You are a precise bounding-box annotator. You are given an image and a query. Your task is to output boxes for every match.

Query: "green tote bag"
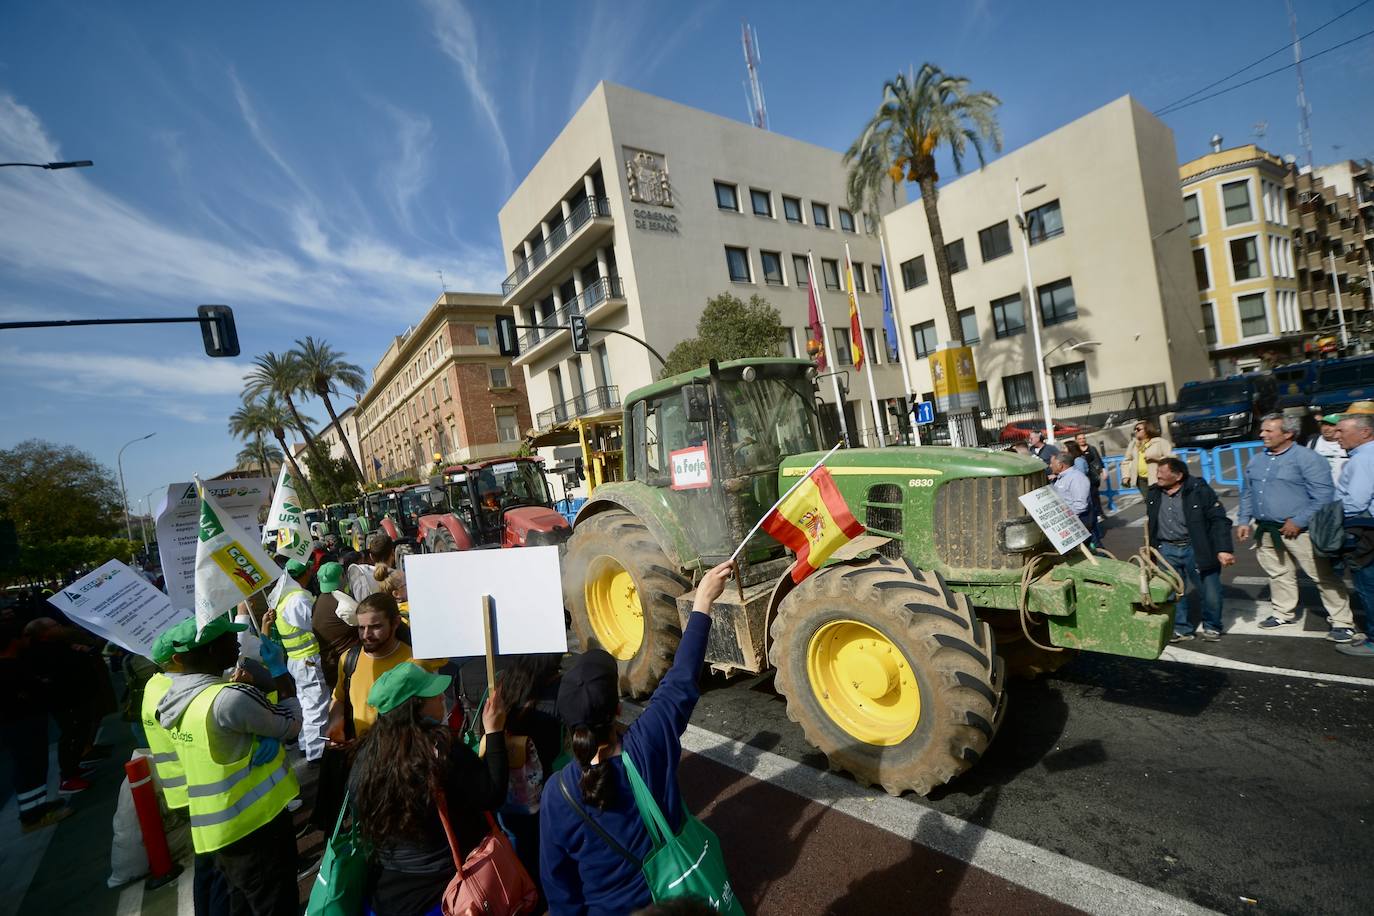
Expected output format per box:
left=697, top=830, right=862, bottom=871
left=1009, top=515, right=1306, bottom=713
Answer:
left=306, top=792, right=369, bottom=916
left=622, top=752, right=746, bottom=915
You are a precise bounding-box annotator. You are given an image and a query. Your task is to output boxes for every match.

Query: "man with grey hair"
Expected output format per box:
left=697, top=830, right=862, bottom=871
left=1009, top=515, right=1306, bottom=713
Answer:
left=1335, top=413, right=1374, bottom=656
left=1237, top=413, right=1354, bottom=640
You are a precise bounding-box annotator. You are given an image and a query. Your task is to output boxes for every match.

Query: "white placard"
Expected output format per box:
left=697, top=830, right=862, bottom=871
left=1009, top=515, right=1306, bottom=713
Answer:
left=404, top=547, right=568, bottom=659
left=46, top=560, right=191, bottom=658
left=670, top=446, right=711, bottom=490
left=156, top=478, right=272, bottom=612
left=1018, top=485, right=1091, bottom=554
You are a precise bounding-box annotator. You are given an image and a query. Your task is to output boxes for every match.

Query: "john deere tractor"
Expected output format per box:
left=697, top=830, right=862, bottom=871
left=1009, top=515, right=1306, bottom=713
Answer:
left=561, top=358, right=1176, bottom=795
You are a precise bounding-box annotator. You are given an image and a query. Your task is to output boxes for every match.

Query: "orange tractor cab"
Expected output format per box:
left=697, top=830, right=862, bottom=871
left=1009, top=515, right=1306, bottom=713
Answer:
left=414, top=457, right=570, bottom=552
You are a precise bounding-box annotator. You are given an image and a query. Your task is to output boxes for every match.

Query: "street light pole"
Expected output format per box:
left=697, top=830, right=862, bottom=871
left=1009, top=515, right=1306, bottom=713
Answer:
left=1016, top=178, right=1057, bottom=443
left=117, top=433, right=156, bottom=554
left=0, top=160, right=94, bottom=170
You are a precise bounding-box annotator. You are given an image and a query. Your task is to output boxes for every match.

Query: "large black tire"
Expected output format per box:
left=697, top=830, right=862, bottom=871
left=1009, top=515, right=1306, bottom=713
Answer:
left=562, top=510, right=690, bottom=697
left=769, top=558, right=1005, bottom=796
left=426, top=527, right=457, bottom=554
left=991, top=617, right=1078, bottom=679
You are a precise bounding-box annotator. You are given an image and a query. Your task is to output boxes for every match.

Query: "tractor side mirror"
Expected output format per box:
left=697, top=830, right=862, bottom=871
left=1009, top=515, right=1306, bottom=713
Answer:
left=682, top=384, right=710, bottom=424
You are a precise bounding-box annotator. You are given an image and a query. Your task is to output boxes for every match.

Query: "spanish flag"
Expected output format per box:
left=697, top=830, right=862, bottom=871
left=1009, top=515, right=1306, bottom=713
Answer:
left=762, top=466, right=865, bottom=584
left=845, top=257, right=865, bottom=370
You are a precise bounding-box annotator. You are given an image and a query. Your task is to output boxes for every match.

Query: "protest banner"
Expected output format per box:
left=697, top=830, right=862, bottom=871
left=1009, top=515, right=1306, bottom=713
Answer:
left=155, top=477, right=270, bottom=611
left=193, top=479, right=281, bottom=634
left=1018, top=485, right=1091, bottom=554
left=264, top=465, right=311, bottom=563
left=46, top=559, right=190, bottom=658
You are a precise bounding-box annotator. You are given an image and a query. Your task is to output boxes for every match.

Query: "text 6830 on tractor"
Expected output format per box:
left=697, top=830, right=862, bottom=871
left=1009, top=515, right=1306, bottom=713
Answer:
left=561, top=358, right=1178, bottom=795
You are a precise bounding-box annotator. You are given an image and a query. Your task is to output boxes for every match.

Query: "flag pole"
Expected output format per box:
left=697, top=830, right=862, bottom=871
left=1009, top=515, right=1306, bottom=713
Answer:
left=878, top=226, right=922, bottom=446
left=846, top=242, right=885, bottom=448
left=807, top=250, right=850, bottom=448
left=728, top=440, right=844, bottom=563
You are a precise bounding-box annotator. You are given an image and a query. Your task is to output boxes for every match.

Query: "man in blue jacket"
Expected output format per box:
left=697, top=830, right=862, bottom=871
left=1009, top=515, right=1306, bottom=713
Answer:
left=1335, top=413, right=1374, bottom=657
left=1148, top=457, right=1235, bottom=641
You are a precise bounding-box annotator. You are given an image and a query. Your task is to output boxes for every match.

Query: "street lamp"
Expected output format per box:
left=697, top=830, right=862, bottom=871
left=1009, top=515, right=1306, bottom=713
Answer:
left=117, top=433, right=156, bottom=552
left=139, top=486, right=163, bottom=563
left=0, top=160, right=94, bottom=170
left=1015, top=178, right=1057, bottom=442
left=1042, top=338, right=1102, bottom=367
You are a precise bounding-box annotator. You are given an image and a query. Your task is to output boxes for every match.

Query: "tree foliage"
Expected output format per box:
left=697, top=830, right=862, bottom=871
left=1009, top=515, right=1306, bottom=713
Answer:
left=0, top=440, right=123, bottom=544
left=12, top=536, right=140, bottom=582
left=660, top=292, right=787, bottom=378
left=300, top=449, right=361, bottom=509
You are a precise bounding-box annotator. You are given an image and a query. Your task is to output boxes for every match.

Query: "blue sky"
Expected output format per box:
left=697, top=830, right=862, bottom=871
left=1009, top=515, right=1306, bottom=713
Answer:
left=2, top=0, right=1372, bottom=515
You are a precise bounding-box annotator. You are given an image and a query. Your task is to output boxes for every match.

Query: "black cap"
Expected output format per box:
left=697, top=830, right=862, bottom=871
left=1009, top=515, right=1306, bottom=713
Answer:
left=556, top=648, right=620, bottom=729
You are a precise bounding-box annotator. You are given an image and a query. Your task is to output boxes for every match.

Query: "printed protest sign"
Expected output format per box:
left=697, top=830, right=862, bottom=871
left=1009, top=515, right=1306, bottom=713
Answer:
left=670, top=446, right=711, bottom=490
left=46, top=560, right=190, bottom=658
left=1018, top=485, right=1090, bottom=554
left=156, top=477, right=271, bottom=611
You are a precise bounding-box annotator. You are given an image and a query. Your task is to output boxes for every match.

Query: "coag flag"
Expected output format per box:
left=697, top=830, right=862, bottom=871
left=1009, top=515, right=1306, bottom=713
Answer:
left=761, top=465, right=865, bottom=584
left=194, top=479, right=281, bottom=635
left=265, top=464, right=312, bottom=564
left=844, top=257, right=865, bottom=369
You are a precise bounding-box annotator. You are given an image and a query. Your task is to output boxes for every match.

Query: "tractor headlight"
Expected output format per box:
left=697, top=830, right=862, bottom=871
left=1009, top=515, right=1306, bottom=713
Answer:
left=999, top=516, right=1046, bottom=553
left=1227, top=412, right=1248, bottom=423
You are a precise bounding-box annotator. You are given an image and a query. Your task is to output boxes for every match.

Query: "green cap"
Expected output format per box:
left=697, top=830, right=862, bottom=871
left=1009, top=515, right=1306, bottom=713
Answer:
left=1322, top=413, right=1343, bottom=425
left=162, top=615, right=246, bottom=656
left=367, top=662, right=451, bottom=716
left=150, top=627, right=179, bottom=665
left=285, top=559, right=308, bottom=577
left=317, top=562, right=344, bottom=593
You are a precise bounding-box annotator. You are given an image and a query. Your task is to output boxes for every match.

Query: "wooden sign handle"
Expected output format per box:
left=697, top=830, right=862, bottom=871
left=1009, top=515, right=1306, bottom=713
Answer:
left=481, top=594, right=496, bottom=693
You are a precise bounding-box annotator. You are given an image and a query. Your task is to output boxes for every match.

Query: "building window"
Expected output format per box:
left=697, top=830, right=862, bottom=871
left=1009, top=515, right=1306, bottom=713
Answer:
left=1193, top=248, right=1211, bottom=291
left=761, top=250, right=784, bottom=285
left=496, top=409, right=520, bottom=443
left=1026, top=199, right=1064, bottom=244
left=489, top=365, right=510, bottom=389
left=812, top=202, right=831, bottom=228
left=1202, top=303, right=1217, bottom=346
left=751, top=188, right=772, bottom=217
left=852, top=262, right=867, bottom=292
left=911, top=320, right=938, bottom=359
left=872, top=265, right=884, bottom=295
left=832, top=327, right=853, bottom=365
left=781, top=327, right=797, bottom=357
left=1050, top=361, right=1090, bottom=406
left=1230, top=236, right=1261, bottom=281
left=1037, top=278, right=1077, bottom=326
left=1238, top=292, right=1268, bottom=337
left=783, top=195, right=803, bottom=223
left=863, top=328, right=879, bottom=363
left=595, top=343, right=612, bottom=387
left=978, top=221, right=1013, bottom=262
left=1003, top=372, right=1039, bottom=413
left=475, top=326, right=491, bottom=346
left=977, top=381, right=991, bottom=415
left=958, top=307, right=980, bottom=344
left=945, top=239, right=968, bottom=273
left=991, top=293, right=1025, bottom=339
left=900, top=255, right=928, bottom=290
left=725, top=246, right=752, bottom=282
left=1222, top=180, right=1252, bottom=226
left=838, top=208, right=856, bottom=232
left=821, top=258, right=841, bottom=290
left=442, top=376, right=451, bottom=400
left=715, top=181, right=739, bottom=211
left=1184, top=194, right=1202, bottom=237
left=793, top=254, right=811, bottom=286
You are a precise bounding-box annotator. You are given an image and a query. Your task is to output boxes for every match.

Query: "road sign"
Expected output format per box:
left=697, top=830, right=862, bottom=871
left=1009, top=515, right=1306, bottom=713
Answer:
left=914, top=401, right=935, bottom=425
left=495, top=313, right=519, bottom=357
left=570, top=314, right=590, bottom=353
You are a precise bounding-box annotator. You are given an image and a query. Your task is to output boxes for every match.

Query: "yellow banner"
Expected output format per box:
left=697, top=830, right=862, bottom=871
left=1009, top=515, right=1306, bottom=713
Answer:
left=209, top=542, right=273, bottom=596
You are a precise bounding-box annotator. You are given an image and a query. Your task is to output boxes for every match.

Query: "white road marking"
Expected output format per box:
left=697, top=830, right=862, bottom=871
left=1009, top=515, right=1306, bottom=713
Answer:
left=115, top=881, right=143, bottom=916
left=678, top=723, right=1217, bottom=916
left=1160, top=646, right=1374, bottom=688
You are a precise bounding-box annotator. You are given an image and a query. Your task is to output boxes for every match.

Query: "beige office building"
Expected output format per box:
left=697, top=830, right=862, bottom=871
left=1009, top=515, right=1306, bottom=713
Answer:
left=498, top=82, right=908, bottom=451
left=884, top=96, right=1211, bottom=420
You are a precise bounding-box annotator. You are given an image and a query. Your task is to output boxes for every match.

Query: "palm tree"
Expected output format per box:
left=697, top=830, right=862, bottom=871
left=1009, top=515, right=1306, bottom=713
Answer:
left=229, top=396, right=321, bottom=507
left=291, top=336, right=367, bottom=483
left=844, top=64, right=1002, bottom=347
left=235, top=439, right=282, bottom=478
left=242, top=351, right=335, bottom=485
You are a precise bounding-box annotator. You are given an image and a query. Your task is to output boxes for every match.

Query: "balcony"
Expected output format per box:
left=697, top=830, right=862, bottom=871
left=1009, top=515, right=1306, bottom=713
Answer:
left=503, top=197, right=613, bottom=298
left=536, top=385, right=621, bottom=431
left=516, top=276, right=625, bottom=363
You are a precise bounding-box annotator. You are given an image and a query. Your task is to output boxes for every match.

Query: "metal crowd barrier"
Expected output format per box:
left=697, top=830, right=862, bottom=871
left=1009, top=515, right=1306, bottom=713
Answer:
left=1098, top=440, right=1264, bottom=512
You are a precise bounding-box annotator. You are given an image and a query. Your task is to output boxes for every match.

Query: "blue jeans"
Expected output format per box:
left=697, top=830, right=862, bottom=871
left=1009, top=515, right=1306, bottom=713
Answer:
left=1160, top=542, right=1224, bottom=635
left=1348, top=561, right=1374, bottom=641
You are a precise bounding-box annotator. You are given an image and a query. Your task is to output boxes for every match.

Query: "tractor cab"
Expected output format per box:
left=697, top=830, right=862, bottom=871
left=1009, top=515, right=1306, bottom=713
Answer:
left=417, top=456, right=571, bottom=552
left=396, top=484, right=449, bottom=542
left=303, top=508, right=327, bottom=541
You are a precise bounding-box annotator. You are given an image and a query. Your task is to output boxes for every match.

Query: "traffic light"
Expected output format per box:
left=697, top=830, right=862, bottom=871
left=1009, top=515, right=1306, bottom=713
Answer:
left=197, top=305, right=239, bottom=358
left=570, top=314, right=590, bottom=353
left=495, top=313, right=520, bottom=357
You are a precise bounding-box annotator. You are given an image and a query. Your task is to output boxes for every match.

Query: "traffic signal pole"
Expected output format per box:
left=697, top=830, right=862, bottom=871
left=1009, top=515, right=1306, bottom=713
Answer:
left=507, top=321, right=666, bottom=366
left=0, top=306, right=240, bottom=357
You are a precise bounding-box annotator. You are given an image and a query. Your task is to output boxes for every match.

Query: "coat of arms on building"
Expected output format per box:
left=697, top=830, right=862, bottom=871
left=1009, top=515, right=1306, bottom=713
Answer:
left=623, top=148, right=673, bottom=207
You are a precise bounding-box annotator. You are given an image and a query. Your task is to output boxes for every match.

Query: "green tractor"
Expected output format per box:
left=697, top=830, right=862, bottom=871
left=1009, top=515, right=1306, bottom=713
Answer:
left=561, top=358, right=1176, bottom=795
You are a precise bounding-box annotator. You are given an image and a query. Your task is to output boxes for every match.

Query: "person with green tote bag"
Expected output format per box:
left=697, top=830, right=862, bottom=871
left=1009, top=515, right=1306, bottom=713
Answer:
left=539, top=562, right=745, bottom=915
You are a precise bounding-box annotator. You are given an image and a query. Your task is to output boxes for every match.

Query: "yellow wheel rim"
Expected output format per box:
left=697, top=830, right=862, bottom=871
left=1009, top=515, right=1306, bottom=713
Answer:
left=585, top=555, right=644, bottom=660
left=807, top=620, right=920, bottom=746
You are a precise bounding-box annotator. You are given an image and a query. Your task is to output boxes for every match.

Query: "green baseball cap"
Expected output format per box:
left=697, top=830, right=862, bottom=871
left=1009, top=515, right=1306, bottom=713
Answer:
left=285, top=559, right=308, bottom=577
left=162, top=615, right=246, bottom=656
left=317, top=562, right=344, bottom=593
left=367, top=662, right=452, bottom=716
left=150, top=626, right=180, bottom=665
left=1322, top=413, right=1343, bottom=425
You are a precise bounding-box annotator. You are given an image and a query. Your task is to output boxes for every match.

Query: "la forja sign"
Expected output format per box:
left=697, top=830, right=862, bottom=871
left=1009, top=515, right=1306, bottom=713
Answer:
left=669, top=445, right=711, bottom=490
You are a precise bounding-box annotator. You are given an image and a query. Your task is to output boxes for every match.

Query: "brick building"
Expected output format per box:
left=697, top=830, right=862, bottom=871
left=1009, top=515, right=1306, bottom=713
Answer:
left=355, top=292, right=534, bottom=483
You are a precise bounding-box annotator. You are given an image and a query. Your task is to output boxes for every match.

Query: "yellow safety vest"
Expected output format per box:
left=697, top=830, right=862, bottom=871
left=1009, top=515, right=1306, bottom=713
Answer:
left=140, top=672, right=188, bottom=810
left=171, top=682, right=300, bottom=854
left=274, top=586, right=320, bottom=660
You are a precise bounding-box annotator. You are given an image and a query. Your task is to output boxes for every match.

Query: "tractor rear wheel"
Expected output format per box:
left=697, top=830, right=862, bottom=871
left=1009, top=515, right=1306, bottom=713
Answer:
left=563, top=510, right=689, bottom=697
left=769, top=559, right=1004, bottom=796
left=427, top=527, right=457, bottom=553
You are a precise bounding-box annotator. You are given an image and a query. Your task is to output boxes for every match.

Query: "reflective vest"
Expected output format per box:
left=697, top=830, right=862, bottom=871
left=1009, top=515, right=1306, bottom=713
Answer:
left=172, top=682, right=300, bottom=854
left=274, top=586, right=320, bottom=660
left=141, top=672, right=188, bottom=810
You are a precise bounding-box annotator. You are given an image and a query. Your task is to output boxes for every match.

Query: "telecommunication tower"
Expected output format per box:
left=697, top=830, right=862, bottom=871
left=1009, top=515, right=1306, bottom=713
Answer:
left=741, top=21, right=768, bottom=130
left=1286, top=0, right=1314, bottom=171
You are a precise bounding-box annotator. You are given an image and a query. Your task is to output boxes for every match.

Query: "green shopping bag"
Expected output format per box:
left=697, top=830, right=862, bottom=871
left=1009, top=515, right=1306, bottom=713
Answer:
left=305, top=792, right=369, bottom=916
left=622, top=752, right=746, bottom=915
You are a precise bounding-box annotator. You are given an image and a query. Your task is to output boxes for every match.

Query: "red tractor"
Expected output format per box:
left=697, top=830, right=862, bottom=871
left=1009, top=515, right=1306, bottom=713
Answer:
left=415, top=457, right=570, bottom=553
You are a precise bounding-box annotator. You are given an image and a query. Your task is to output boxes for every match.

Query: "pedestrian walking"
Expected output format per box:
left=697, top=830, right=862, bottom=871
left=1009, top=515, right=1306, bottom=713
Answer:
left=1075, top=432, right=1107, bottom=538
left=1121, top=419, right=1172, bottom=501
left=1307, top=414, right=1349, bottom=486
left=1027, top=429, right=1059, bottom=465
left=262, top=559, right=330, bottom=763
left=1334, top=414, right=1374, bottom=658
left=0, top=617, right=71, bottom=833
left=1049, top=452, right=1094, bottom=537
left=23, top=618, right=108, bottom=794
left=1236, top=413, right=1356, bottom=642
left=1148, top=457, right=1235, bottom=641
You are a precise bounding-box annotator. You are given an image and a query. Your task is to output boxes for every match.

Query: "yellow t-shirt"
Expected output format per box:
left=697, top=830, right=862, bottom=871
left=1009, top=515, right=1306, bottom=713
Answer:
left=334, top=642, right=445, bottom=737
left=1136, top=441, right=1150, bottom=479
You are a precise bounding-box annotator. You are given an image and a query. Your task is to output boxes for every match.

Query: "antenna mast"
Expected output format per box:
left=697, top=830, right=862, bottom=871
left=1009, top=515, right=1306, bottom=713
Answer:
left=741, top=21, right=768, bottom=130
left=1286, top=0, right=1314, bottom=171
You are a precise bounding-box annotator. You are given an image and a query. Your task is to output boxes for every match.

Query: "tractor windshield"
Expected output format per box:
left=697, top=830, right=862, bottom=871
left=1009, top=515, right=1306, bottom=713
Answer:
left=719, top=376, right=822, bottom=473
left=472, top=461, right=551, bottom=512
left=401, top=486, right=448, bottom=518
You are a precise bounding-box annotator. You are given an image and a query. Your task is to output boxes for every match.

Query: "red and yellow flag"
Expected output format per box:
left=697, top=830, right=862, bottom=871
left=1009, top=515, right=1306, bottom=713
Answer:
left=761, top=466, right=865, bottom=584
left=845, top=257, right=865, bottom=369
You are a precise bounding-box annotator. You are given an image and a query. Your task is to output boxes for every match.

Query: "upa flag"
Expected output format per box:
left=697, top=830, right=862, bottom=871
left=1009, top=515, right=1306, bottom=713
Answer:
left=845, top=257, right=865, bottom=369
left=266, top=464, right=312, bottom=563
left=761, top=466, right=865, bottom=584
left=194, top=480, right=281, bottom=634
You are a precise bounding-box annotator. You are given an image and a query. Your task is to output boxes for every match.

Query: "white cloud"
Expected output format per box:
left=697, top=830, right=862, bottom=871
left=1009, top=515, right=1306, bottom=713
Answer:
left=0, top=347, right=249, bottom=398
left=374, top=102, right=435, bottom=235
left=420, top=0, right=513, bottom=183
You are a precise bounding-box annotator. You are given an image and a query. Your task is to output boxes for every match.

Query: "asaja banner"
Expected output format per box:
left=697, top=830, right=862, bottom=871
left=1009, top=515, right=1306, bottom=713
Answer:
left=670, top=446, right=711, bottom=490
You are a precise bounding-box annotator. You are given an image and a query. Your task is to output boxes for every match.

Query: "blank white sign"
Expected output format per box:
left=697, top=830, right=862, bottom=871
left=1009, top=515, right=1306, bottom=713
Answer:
left=404, top=546, right=568, bottom=659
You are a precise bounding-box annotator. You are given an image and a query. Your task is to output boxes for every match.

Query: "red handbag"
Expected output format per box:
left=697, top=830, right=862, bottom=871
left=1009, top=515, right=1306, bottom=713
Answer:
left=434, top=787, right=538, bottom=916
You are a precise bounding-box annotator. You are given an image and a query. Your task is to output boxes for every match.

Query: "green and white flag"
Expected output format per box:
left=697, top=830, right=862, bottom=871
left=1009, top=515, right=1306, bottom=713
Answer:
left=194, top=478, right=282, bottom=635
left=266, top=464, right=312, bottom=563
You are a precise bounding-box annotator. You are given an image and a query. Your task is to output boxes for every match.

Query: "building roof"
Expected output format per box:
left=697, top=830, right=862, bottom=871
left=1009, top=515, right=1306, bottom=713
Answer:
left=1179, top=144, right=1288, bottom=185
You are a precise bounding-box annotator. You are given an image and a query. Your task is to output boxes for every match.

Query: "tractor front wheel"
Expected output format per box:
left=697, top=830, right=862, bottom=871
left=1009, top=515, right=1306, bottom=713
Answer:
left=769, top=559, right=1004, bottom=796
